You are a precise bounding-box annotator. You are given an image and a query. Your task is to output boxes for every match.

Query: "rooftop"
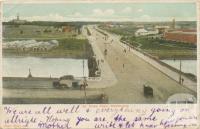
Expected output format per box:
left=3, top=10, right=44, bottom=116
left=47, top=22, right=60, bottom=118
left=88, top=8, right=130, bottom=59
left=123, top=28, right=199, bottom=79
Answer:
left=155, top=26, right=170, bottom=29
left=166, top=31, right=196, bottom=35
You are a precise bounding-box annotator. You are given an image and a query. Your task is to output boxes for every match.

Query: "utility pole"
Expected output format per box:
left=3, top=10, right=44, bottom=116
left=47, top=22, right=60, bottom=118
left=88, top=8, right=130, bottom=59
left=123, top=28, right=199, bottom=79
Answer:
left=82, top=40, right=87, bottom=104
left=83, top=77, right=87, bottom=104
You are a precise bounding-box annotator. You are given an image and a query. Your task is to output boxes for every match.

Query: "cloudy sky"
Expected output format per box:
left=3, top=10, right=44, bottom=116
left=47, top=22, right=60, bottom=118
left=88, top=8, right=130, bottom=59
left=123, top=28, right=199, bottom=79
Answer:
left=3, top=2, right=197, bottom=22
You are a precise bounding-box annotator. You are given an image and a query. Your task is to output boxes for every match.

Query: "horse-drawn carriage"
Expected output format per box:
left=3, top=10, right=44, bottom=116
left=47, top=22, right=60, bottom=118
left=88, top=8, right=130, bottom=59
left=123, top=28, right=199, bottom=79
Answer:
left=143, top=84, right=153, bottom=97
left=53, top=75, right=79, bottom=89
left=104, top=49, right=108, bottom=56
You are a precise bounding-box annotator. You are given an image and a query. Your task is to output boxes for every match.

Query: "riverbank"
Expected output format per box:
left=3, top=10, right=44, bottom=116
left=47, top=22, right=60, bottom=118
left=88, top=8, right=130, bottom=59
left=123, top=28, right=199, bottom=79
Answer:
left=3, top=77, right=108, bottom=104
left=3, top=38, right=99, bottom=77
left=162, top=59, right=197, bottom=75
left=3, top=57, right=89, bottom=78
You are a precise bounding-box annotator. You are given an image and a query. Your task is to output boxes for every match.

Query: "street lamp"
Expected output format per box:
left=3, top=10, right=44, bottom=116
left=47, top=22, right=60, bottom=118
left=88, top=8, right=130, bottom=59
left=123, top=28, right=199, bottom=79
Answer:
left=83, top=76, right=88, bottom=104
left=179, top=60, right=182, bottom=84
left=82, top=40, right=87, bottom=104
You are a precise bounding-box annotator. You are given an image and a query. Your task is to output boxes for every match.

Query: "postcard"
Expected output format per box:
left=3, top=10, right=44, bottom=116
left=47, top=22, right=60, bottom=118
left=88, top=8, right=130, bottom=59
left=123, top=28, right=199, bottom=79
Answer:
left=0, top=0, right=199, bottom=129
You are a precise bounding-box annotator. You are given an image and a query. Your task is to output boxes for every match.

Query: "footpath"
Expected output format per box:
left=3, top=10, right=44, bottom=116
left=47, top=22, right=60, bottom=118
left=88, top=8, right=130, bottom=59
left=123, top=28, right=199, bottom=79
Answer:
left=82, top=26, right=117, bottom=89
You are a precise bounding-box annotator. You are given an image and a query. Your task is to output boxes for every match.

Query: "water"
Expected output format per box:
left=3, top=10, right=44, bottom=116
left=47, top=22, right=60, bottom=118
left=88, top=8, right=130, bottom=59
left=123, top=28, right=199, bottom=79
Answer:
left=161, top=60, right=197, bottom=76
left=3, top=57, right=88, bottom=78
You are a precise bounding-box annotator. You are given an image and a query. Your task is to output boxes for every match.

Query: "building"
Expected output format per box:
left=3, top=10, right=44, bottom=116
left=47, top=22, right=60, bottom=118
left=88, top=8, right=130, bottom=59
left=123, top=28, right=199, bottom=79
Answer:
left=164, top=30, right=197, bottom=45
left=147, top=29, right=159, bottom=35
left=104, top=22, right=124, bottom=28
left=136, top=25, right=145, bottom=29
left=135, top=28, right=158, bottom=37
left=135, top=28, right=148, bottom=36
left=155, top=26, right=170, bottom=34
left=62, top=26, right=72, bottom=32
left=104, top=22, right=112, bottom=27
left=3, top=40, right=59, bottom=51
left=10, top=14, right=27, bottom=24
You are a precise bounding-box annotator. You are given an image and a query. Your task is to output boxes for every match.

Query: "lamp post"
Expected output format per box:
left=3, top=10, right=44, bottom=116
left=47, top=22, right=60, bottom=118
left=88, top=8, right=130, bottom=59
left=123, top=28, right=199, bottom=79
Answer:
left=179, top=60, right=182, bottom=84
left=83, top=76, right=87, bottom=104
left=82, top=37, right=87, bottom=104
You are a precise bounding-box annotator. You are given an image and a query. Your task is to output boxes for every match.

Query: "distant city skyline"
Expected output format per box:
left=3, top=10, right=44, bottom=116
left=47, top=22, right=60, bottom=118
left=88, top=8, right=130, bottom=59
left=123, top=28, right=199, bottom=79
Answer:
left=3, top=2, right=197, bottom=22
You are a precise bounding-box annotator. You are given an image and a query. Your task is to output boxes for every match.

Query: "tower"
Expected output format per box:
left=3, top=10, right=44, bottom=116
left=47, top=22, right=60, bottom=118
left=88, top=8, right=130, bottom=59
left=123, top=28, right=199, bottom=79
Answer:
left=17, top=13, right=19, bottom=20
left=172, top=18, right=175, bottom=29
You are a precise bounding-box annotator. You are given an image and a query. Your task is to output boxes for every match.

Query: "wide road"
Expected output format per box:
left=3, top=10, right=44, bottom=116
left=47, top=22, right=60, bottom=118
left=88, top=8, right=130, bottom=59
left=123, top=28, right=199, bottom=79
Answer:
left=87, top=26, right=196, bottom=104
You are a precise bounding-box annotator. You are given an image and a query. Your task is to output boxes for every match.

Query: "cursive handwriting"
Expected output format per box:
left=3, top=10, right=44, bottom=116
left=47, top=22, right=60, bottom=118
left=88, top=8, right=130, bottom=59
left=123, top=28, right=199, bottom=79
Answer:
left=2, top=105, right=198, bottom=129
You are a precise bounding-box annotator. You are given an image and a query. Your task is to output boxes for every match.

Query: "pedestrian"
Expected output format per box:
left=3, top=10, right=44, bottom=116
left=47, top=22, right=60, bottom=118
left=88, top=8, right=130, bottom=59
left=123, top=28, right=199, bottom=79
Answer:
left=123, top=63, right=125, bottom=68
left=123, top=49, right=126, bottom=53
left=181, top=78, right=184, bottom=84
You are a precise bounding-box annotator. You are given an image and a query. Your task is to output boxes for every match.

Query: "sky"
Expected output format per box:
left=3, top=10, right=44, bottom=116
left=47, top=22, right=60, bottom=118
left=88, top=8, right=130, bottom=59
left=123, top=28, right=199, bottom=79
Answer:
left=3, top=2, right=197, bottom=22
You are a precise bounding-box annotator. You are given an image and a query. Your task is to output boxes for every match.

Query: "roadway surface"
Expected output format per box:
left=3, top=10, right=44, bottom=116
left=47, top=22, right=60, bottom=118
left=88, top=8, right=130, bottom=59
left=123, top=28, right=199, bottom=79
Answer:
left=86, top=26, right=196, bottom=104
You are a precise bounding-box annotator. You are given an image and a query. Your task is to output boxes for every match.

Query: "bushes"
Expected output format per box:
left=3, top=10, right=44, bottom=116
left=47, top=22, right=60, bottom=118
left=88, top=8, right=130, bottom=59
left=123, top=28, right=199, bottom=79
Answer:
left=128, top=36, right=196, bottom=50
left=121, top=36, right=196, bottom=59
left=57, top=39, right=85, bottom=50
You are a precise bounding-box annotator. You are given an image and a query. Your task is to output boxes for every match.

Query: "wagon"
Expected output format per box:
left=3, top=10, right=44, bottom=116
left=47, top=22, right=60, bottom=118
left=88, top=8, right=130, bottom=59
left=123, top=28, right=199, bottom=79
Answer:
left=53, top=75, right=80, bottom=89
left=143, top=84, right=153, bottom=97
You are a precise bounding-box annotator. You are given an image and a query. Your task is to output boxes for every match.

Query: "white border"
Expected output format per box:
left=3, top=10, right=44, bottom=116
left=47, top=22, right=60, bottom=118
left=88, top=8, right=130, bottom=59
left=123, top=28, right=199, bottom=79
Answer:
left=0, top=0, right=199, bottom=128
left=0, top=0, right=198, bottom=4
left=0, top=0, right=3, bottom=105
left=0, top=0, right=199, bottom=104
left=196, top=0, right=200, bottom=125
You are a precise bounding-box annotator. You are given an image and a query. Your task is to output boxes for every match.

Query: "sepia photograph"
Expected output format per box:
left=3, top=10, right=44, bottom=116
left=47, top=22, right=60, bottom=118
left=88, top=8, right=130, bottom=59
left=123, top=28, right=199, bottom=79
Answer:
left=2, top=1, right=198, bottom=104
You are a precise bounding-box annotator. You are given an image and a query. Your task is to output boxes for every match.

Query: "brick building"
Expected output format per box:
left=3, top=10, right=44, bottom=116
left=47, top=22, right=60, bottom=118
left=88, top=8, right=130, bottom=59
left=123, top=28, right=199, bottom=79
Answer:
left=164, top=30, right=197, bottom=45
left=62, top=26, right=72, bottom=32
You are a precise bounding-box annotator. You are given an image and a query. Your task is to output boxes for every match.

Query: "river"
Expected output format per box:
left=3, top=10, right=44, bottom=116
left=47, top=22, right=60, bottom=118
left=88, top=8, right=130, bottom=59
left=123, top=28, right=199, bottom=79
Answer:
left=3, top=57, right=89, bottom=78
left=161, top=59, right=197, bottom=76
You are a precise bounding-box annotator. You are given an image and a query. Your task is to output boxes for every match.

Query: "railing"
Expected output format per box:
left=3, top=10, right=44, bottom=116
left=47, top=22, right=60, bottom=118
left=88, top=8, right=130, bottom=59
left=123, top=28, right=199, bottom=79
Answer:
left=75, top=77, right=102, bottom=81
left=120, top=40, right=197, bottom=82
left=87, top=77, right=102, bottom=81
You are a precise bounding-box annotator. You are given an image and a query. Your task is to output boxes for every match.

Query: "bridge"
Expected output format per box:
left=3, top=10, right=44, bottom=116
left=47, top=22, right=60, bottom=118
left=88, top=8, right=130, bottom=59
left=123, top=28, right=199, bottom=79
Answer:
left=83, top=25, right=196, bottom=104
